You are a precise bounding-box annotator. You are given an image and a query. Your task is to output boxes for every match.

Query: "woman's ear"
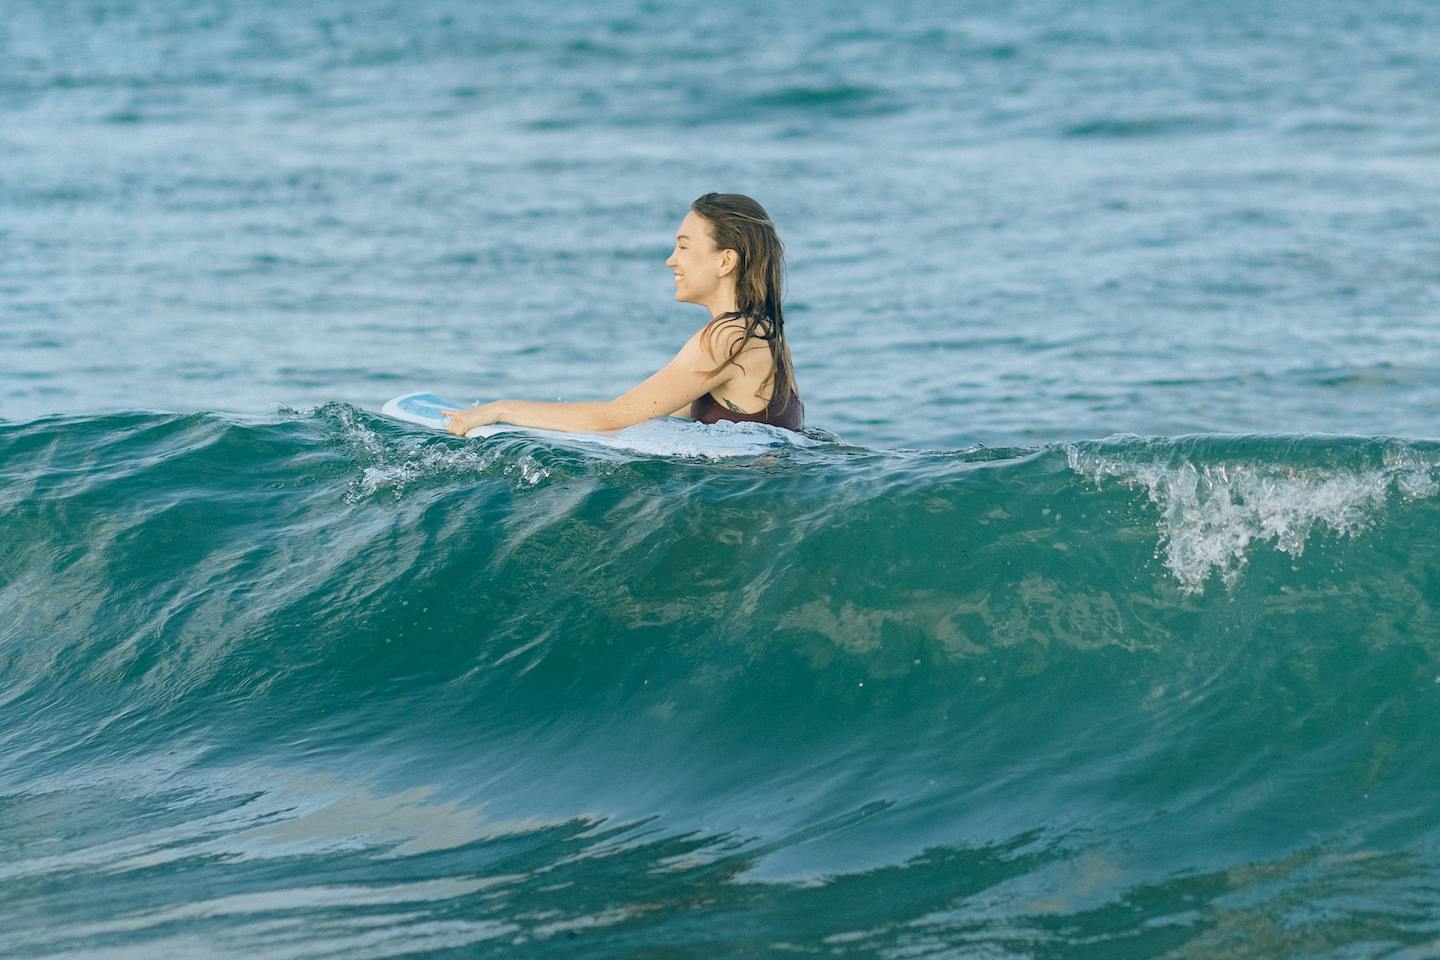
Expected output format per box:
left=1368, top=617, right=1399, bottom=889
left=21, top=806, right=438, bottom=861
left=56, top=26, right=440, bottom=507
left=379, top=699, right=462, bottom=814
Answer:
left=718, top=248, right=738, bottom=277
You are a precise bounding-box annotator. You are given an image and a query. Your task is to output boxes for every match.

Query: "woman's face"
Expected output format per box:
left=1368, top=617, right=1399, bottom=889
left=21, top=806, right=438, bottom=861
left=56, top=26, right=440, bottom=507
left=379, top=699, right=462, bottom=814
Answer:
left=665, top=211, right=730, bottom=305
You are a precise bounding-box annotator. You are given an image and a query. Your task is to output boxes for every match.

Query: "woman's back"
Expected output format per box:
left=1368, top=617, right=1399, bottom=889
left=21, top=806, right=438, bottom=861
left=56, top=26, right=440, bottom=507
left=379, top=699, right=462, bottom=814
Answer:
left=689, top=334, right=804, bottom=430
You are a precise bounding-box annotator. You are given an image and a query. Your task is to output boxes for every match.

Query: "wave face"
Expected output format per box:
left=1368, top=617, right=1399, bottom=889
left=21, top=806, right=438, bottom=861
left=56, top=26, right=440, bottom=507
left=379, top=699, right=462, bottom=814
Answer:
left=5, top=407, right=1440, bottom=957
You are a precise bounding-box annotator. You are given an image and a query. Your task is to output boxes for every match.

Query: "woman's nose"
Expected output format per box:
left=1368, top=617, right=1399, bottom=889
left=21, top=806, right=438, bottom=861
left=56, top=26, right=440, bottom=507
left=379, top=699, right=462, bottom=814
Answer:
left=665, top=251, right=677, bottom=268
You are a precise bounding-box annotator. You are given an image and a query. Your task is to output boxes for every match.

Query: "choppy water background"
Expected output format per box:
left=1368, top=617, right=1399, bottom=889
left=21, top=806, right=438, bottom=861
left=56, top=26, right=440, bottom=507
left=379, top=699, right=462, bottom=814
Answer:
left=5, top=1, right=1440, bottom=957
left=5, top=0, right=1439, bottom=445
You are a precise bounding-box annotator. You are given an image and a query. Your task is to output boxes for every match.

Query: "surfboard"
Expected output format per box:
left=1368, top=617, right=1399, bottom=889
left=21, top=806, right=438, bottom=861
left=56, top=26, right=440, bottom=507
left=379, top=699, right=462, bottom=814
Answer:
left=380, top=392, right=799, bottom=458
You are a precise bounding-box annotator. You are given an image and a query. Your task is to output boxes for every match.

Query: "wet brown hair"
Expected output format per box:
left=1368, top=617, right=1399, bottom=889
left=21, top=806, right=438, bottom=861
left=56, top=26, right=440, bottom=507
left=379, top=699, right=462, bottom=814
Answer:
left=690, top=192, right=799, bottom=412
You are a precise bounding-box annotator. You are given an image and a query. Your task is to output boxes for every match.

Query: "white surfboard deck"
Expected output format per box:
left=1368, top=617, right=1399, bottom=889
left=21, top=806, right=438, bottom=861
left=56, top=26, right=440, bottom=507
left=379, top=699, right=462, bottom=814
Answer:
left=380, top=392, right=800, bottom=458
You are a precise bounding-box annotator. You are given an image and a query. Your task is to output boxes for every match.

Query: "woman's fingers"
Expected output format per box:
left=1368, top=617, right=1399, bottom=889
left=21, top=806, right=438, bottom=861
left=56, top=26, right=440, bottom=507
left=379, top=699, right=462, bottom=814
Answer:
left=440, top=411, right=467, bottom=436
left=439, top=405, right=488, bottom=436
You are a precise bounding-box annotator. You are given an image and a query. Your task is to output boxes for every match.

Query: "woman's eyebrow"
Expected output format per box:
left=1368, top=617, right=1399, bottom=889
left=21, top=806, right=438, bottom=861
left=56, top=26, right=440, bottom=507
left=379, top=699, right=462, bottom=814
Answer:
left=676, top=234, right=689, bottom=241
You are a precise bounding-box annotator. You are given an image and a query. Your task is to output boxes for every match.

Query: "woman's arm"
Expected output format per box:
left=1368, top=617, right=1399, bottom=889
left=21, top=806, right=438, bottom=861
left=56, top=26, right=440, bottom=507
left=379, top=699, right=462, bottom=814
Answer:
left=442, top=327, right=734, bottom=435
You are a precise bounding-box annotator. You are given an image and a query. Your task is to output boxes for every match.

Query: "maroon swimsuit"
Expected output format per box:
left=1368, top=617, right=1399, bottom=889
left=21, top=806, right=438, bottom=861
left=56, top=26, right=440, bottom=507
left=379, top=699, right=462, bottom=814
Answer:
left=690, top=387, right=805, bottom=432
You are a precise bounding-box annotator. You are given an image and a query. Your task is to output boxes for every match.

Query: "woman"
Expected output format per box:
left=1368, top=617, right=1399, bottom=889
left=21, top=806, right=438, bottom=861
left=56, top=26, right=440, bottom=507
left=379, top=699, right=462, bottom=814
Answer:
left=442, top=193, right=804, bottom=436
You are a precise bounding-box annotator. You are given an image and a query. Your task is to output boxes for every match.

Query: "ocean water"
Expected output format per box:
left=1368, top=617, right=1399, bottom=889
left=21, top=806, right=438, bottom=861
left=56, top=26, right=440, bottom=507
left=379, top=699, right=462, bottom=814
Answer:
left=4, top=1, right=1440, bottom=957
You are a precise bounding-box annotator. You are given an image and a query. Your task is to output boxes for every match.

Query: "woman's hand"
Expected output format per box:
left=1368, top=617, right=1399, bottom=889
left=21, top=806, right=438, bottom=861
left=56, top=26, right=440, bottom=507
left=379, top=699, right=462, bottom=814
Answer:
left=440, top=403, right=502, bottom=436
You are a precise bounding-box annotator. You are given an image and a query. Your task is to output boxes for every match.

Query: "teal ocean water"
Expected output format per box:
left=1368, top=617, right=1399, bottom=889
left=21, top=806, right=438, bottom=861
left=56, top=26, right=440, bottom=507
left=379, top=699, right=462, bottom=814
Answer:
left=4, top=1, right=1440, bottom=957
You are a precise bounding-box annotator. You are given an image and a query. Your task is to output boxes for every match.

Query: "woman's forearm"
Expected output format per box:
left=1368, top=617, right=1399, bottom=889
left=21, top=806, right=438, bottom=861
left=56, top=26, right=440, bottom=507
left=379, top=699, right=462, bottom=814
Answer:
left=493, top=400, right=619, bottom=432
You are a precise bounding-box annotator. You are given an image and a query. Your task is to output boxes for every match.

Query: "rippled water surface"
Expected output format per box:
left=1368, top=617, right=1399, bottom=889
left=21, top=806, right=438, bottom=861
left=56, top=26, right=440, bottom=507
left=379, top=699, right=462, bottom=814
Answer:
left=5, top=0, right=1439, bottom=445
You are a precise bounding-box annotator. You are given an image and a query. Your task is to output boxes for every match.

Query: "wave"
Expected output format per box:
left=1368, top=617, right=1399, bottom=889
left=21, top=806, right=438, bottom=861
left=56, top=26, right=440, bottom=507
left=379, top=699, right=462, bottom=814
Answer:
left=5, top=407, right=1440, bottom=956
left=7, top=405, right=1438, bottom=758
left=5, top=406, right=1439, bottom=685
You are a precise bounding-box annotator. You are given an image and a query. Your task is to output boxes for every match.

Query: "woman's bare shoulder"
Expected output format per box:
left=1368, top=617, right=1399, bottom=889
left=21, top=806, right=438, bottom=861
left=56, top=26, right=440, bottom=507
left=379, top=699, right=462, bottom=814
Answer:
left=696, top=316, right=768, bottom=360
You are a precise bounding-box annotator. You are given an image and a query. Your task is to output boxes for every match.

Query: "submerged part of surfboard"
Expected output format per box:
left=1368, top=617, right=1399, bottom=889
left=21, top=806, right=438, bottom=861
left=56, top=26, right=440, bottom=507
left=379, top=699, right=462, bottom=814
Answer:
left=380, top=392, right=805, bottom=458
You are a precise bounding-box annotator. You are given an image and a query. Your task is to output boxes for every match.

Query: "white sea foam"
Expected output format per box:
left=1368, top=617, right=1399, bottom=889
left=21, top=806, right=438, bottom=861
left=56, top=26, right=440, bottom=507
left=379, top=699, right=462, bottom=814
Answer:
left=344, top=444, right=548, bottom=502
left=1066, top=441, right=1439, bottom=593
